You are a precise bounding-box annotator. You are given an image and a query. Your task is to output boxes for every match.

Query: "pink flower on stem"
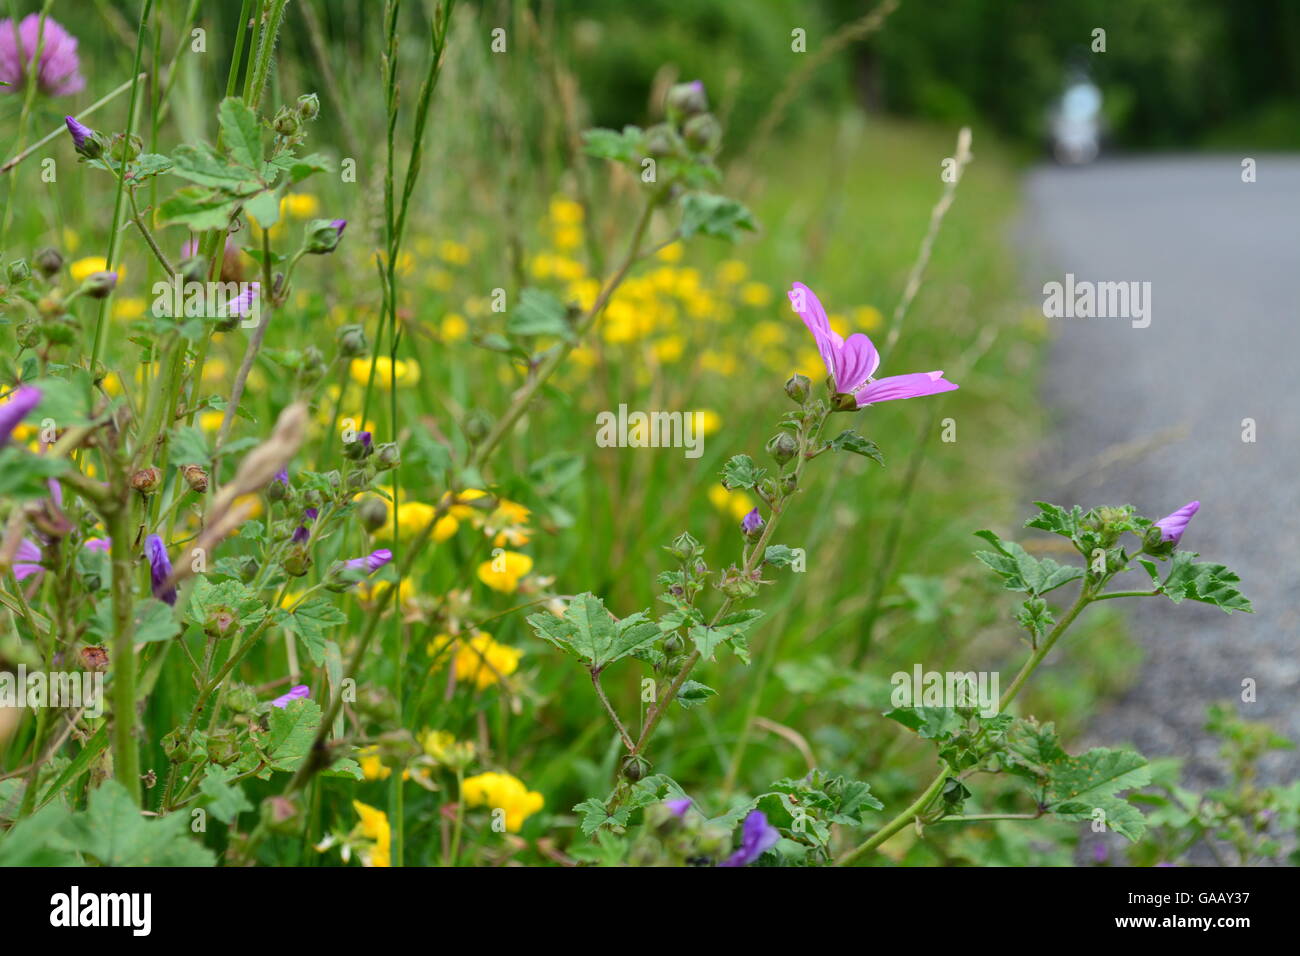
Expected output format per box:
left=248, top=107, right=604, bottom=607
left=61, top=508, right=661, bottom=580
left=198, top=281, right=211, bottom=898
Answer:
left=788, top=282, right=958, bottom=406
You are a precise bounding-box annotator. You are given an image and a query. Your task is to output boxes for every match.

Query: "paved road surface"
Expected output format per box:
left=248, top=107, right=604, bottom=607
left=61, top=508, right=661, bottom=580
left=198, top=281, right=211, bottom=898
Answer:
left=1020, top=157, right=1299, bottom=788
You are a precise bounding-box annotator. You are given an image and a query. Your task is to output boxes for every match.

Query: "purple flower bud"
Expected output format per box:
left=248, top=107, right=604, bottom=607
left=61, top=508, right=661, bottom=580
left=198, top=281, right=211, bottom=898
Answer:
left=664, top=798, right=692, bottom=817
left=345, top=548, right=392, bottom=574
left=740, top=507, right=764, bottom=537
left=1152, top=500, right=1199, bottom=545
left=305, top=218, right=346, bottom=254
left=271, top=684, right=309, bottom=708
left=64, top=114, right=91, bottom=149
left=303, top=507, right=319, bottom=522
left=275, top=468, right=289, bottom=484
left=719, top=810, right=779, bottom=867
left=291, top=525, right=310, bottom=544
left=0, top=385, right=40, bottom=447
left=145, top=534, right=176, bottom=605
left=82, top=270, right=118, bottom=298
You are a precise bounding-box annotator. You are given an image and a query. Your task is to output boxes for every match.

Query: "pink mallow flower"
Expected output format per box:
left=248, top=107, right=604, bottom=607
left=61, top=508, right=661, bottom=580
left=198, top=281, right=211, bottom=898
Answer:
left=788, top=282, right=958, bottom=406
left=0, top=15, right=85, bottom=97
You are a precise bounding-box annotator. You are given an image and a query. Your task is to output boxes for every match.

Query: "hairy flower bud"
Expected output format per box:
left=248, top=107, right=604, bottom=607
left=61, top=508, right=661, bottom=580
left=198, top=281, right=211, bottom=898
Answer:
left=130, top=466, right=163, bottom=495
left=64, top=115, right=105, bottom=159
left=375, top=441, right=401, bottom=470
left=682, top=113, right=721, bottom=154
left=34, top=247, right=63, bottom=278
left=462, top=409, right=492, bottom=444
left=181, top=463, right=209, bottom=493
left=337, top=323, right=368, bottom=358
left=766, top=432, right=798, bottom=465
left=358, top=496, right=389, bottom=532
left=272, top=105, right=301, bottom=136
left=667, top=530, right=703, bottom=562
left=621, top=754, right=650, bottom=782
left=785, top=373, right=811, bottom=403
left=207, top=728, right=239, bottom=766
left=665, top=80, right=708, bottom=122
left=282, top=542, right=312, bottom=577
left=296, top=92, right=320, bottom=120
left=304, top=218, right=346, bottom=254
left=81, top=270, right=118, bottom=299
left=7, top=259, right=30, bottom=284
left=162, top=727, right=191, bottom=764
left=644, top=123, right=677, bottom=158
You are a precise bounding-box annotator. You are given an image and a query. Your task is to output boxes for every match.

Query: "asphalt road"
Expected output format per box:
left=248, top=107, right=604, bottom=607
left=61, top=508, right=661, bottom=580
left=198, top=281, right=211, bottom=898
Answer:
left=1020, top=157, right=1300, bottom=788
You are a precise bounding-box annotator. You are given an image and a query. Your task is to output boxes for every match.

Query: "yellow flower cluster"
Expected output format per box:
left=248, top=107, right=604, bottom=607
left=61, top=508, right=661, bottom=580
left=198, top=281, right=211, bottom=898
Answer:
left=476, top=550, right=533, bottom=593
left=460, top=771, right=543, bottom=833
left=349, top=356, right=421, bottom=390
left=422, top=729, right=476, bottom=767
left=428, top=631, right=523, bottom=690
left=351, top=800, right=391, bottom=867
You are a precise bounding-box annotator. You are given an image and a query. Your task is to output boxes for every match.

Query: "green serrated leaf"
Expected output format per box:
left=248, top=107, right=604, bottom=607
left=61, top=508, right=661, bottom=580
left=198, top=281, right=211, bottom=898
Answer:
left=219, top=96, right=264, bottom=170
left=678, top=192, right=757, bottom=242
left=720, top=454, right=765, bottom=490
left=508, top=288, right=571, bottom=337
left=61, top=780, right=215, bottom=865
left=526, top=593, right=659, bottom=670
left=675, top=680, right=717, bottom=709
left=198, top=765, right=253, bottom=824
left=825, top=429, right=884, bottom=464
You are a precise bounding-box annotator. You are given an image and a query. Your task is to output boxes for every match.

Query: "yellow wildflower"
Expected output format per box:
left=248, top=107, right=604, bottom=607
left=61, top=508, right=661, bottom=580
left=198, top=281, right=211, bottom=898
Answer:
left=383, top=500, right=458, bottom=543
left=438, top=239, right=470, bottom=266
left=552, top=225, right=583, bottom=251
left=653, top=336, right=685, bottom=363
left=717, top=259, right=748, bottom=284
left=441, top=312, right=468, bottom=342
left=739, top=282, right=772, bottom=307
left=281, top=193, right=320, bottom=219
left=422, top=729, right=476, bottom=767
left=695, top=409, right=722, bottom=436
left=655, top=241, right=684, bottom=263
left=349, top=356, right=420, bottom=389
left=476, top=551, right=533, bottom=593
left=112, top=297, right=147, bottom=321
left=708, top=484, right=755, bottom=522
left=548, top=196, right=584, bottom=226
left=351, top=800, right=391, bottom=867
left=357, top=577, right=416, bottom=609
left=358, top=746, right=391, bottom=781
left=70, top=257, right=125, bottom=282
left=854, top=305, right=884, bottom=331
left=428, top=631, right=524, bottom=690
left=460, top=771, right=543, bottom=832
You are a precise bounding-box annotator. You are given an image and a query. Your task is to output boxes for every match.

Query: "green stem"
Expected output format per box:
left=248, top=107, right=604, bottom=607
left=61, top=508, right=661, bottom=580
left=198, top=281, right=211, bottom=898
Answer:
left=107, top=507, right=140, bottom=803
left=632, top=407, right=831, bottom=757
left=836, top=585, right=1094, bottom=865
left=469, top=196, right=658, bottom=473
